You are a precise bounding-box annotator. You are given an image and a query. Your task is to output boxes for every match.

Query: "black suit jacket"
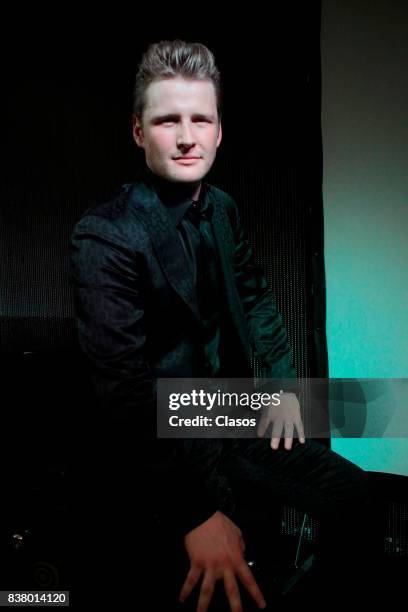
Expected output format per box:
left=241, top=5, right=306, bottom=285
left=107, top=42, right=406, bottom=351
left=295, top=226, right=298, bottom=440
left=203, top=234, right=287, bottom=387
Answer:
left=69, top=175, right=297, bottom=535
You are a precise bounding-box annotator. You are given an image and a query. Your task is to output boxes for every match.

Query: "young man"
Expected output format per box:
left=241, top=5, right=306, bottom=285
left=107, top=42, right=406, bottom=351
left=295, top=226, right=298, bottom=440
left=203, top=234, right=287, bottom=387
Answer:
left=70, top=40, right=385, bottom=609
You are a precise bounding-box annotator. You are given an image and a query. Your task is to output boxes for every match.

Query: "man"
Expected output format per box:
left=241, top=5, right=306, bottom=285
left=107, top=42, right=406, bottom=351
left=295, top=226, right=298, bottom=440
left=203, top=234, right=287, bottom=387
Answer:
left=70, top=40, right=385, bottom=609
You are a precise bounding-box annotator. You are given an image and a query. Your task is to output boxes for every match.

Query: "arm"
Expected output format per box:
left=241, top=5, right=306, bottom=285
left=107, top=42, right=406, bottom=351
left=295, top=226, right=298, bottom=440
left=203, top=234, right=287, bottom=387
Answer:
left=179, top=197, right=304, bottom=611
left=69, top=214, right=237, bottom=537
left=69, top=218, right=154, bottom=425
left=229, top=198, right=304, bottom=449
left=229, top=199, right=297, bottom=382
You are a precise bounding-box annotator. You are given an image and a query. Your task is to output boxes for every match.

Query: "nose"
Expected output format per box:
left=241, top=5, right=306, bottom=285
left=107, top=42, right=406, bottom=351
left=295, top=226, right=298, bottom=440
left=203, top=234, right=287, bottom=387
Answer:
left=176, top=121, right=195, bottom=148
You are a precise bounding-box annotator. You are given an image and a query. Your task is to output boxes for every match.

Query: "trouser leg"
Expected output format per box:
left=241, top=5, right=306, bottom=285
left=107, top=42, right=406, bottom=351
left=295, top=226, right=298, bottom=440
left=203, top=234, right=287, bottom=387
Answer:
left=218, top=438, right=386, bottom=582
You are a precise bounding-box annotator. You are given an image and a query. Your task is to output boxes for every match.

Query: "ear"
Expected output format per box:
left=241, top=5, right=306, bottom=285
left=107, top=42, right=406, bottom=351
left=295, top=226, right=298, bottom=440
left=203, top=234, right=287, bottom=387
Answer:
left=216, top=120, right=223, bottom=148
left=132, top=115, right=144, bottom=147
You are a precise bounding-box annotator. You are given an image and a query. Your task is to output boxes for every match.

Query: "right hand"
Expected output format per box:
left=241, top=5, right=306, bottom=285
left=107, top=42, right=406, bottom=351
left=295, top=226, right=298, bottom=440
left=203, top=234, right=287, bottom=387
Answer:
left=179, top=511, right=267, bottom=612
left=257, top=391, right=305, bottom=450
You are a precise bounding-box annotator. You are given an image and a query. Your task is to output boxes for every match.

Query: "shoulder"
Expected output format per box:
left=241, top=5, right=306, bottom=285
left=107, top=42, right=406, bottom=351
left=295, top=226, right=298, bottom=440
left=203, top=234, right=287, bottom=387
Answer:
left=205, top=182, right=240, bottom=227
left=206, top=182, right=235, bottom=206
left=70, top=183, right=149, bottom=248
left=73, top=183, right=134, bottom=228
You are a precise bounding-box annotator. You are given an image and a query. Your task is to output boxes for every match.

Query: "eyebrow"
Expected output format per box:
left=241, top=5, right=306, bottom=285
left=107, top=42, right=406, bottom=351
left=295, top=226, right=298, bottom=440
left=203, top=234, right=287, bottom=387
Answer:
left=150, top=113, right=216, bottom=124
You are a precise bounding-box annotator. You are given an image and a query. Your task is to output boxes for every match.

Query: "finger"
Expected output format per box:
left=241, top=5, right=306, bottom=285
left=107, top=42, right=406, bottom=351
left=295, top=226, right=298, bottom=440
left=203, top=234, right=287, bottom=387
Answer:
left=284, top=421, right=294, bottom=450
left=223, top=570, right=243, bottom=612
left=257, top=410, right=270, bottom=437
left=179, top=565, right=202, bottom=603
left=236, top=562, right=267, bottom=609
left=240, top=535, right=246, bottom=553
left=196, top=570, right=215, bottom=612
left=294, top=415, right=306, bottom=443
left=271, top=419, right=283, bottom=449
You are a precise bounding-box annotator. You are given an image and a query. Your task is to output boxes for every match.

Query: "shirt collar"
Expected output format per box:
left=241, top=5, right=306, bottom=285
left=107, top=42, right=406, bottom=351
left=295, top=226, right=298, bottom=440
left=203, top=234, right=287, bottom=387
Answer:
left=140, top=164, right=210, bottom=227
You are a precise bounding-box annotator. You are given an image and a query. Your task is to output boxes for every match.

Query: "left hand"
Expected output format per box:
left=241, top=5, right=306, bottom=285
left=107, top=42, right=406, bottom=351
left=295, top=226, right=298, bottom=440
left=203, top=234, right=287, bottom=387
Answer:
left=180, top=511, right=267, bottom=612
left=257, top=391, right=306, bottom=450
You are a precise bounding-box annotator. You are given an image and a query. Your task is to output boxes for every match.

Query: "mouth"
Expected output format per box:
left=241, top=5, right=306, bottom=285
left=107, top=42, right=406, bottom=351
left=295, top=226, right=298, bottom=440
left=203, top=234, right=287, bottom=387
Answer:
left=174, top=157, right=201, bottom=163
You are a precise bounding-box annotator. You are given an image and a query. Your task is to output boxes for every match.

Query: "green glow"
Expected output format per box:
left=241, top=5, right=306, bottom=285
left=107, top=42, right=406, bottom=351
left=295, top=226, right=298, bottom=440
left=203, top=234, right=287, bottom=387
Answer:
left=322, top=0, right=408, bottom=475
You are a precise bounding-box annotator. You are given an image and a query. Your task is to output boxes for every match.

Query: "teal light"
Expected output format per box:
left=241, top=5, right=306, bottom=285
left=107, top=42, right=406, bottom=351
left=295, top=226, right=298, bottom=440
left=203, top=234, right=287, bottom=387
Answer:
left=322, top=0, right=408, bottom=475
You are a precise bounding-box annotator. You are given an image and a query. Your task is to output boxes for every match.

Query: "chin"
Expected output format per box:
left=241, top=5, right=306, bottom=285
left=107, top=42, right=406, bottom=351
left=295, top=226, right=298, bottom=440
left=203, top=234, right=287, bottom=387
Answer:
left=176, top=172, right=203, bottom=182
left=171, top=169, right=205, bottom=184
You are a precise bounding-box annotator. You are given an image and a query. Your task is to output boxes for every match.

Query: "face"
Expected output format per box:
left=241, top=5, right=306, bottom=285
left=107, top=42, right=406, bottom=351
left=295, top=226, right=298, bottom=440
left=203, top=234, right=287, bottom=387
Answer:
left=132, top=77, right=222, bottom=188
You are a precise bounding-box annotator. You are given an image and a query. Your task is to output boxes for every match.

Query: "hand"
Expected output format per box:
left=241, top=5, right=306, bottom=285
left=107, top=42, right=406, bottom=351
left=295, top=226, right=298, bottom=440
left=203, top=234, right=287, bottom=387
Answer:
left=179, top=511, right=267, bottom=612
left=257, top=391, right=305, bottom=450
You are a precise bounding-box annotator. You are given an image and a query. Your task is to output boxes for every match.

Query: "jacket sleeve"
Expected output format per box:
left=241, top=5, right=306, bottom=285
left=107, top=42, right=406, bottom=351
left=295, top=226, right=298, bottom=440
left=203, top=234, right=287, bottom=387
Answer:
left=69, top=214, right=237, bottom=537
left=69, top=216, right=154, bottom=424
left=228, top=197, right=299, bottom=393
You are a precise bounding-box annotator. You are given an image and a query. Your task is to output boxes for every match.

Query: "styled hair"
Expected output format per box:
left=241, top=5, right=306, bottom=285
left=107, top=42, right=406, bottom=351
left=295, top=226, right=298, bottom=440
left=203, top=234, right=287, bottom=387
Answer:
left=133, top=39, right=222, bottom=121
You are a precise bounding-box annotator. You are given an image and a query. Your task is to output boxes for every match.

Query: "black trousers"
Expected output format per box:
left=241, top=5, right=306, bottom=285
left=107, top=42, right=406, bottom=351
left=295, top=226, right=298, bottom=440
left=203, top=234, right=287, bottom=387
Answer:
left=158, top=437, right=391, bottom=608
left=219, top=438, right=386, bottom=570
left=82, top=437, right=395, bottom=608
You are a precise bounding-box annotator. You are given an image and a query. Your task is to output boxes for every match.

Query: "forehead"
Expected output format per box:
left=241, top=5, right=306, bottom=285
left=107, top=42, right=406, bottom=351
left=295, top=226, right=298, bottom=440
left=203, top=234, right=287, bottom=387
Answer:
left=144, top=77, right=217, bottom=116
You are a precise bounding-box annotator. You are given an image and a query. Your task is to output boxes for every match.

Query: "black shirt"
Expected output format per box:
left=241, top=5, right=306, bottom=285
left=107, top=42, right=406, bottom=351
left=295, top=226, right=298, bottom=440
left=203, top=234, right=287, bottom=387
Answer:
left=141, top=165, right=222, bottom=376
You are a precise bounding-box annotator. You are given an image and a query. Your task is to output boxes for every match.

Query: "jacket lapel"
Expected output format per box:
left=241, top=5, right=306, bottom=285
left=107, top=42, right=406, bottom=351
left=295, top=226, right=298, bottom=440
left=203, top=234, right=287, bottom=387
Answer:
left=128, top=181, right=201, bottom=322
left=128, top=178, right=252, bottom=368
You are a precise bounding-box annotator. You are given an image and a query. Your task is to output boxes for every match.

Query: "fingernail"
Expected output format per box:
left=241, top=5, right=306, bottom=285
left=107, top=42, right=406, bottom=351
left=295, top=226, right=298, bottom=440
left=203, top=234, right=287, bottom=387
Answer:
left=260, top=599, right=267, bottom=608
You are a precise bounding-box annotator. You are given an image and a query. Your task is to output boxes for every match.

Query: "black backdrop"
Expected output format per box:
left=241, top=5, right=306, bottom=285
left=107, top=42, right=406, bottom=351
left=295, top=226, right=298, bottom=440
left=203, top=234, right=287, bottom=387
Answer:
left=0, top=5, right=328, bottom=588
left=1, top=5, right=326, bottom=373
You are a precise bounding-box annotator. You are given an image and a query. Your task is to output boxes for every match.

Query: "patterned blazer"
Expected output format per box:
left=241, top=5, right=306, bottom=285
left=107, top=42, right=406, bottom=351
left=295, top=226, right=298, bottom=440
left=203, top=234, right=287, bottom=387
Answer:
left=69, top=176, right=297, bottom=535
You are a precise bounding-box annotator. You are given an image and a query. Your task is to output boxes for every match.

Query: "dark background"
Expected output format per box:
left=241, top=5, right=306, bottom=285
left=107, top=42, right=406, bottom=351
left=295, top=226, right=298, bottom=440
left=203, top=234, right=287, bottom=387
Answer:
left=0, top=5, right=327, bottom=591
